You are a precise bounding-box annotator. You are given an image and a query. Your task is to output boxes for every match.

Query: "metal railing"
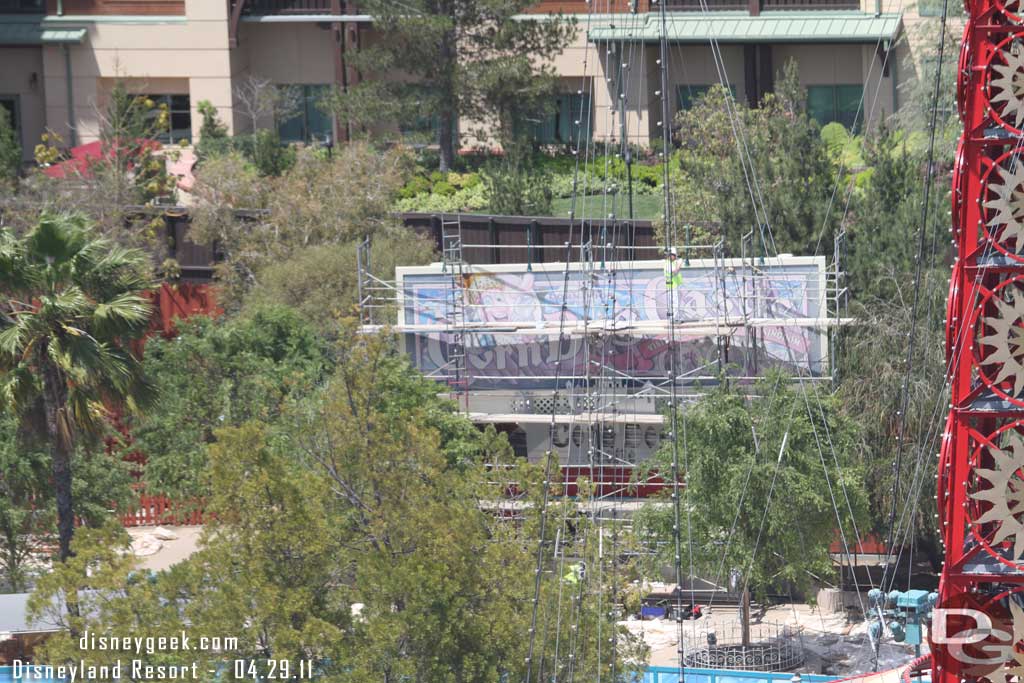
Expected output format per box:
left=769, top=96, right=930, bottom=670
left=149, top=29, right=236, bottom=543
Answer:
left=763, top=0, right=860, bottom=9
left=666, top=0, right=860, bottom=9
left=680, top=623, right=807, bottom=672
left=665, top=0, right=748, bottom=10
left=240, top=0, right=333, bottom=14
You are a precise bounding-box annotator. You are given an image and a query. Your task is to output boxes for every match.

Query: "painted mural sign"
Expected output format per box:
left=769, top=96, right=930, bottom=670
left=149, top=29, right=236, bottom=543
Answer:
left=399, top=259, right=828, bottom=389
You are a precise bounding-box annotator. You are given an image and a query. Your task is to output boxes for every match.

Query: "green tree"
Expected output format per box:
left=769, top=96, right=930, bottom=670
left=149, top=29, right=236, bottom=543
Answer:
left=129, top=305, right=330, bottom=500
left=4, top=82, right=178, bottom=259
left=332, top=1, right=576, bottom=171
left=0, top=106, right=20, bottom=190
left=671, top=62, right=839, bottom=255
left=189, top=143, right=411, bottom=305
left=197, top=99, right=228, bottom=143
left=836, top=119, right=951, bottom=570
left=635, top=374, right=869, bottom=600
left=0, top=212, right=153, bottom=562
left=28, top=326, right=642, bottom=680
left=95, top=82, right=180, bottom=207
left=240, top=235, right=435, bottom=332
left=482, top=141, right=553, bottom=216
left=0, top=414, right=53, bottom=592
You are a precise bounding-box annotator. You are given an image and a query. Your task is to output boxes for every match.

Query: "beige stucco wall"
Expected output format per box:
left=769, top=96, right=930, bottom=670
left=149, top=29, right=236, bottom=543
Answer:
left=542, top=19, right=902, bottom=145
left=238, top=23, right=336, bottom=85
left=233, top=22, right=337, bottom=133
left=41, top=0, right=234, bottom=146
left=662, top=43, right=748, bottom=132
left=24, top=5, right=935, bottom=152
left=773, top=43, right=896, bottom=130
left=0, top=47, right=46, bottom=161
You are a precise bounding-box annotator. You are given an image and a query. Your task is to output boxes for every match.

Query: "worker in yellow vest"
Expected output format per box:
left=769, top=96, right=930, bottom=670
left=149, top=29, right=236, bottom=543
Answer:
left=665, top=247, right=683, bottom=319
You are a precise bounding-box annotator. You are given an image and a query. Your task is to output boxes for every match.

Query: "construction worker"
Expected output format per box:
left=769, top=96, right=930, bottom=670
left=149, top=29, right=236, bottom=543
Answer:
left=562, top=562, right=585, bottom=586
left=665, top=247, right=683, bottom=319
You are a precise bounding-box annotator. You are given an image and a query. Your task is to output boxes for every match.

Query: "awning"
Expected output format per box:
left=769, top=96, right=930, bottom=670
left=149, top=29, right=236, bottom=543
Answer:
left=588, top=11, right=903, bottom=45
left=0, top=16, right=86, bottom=45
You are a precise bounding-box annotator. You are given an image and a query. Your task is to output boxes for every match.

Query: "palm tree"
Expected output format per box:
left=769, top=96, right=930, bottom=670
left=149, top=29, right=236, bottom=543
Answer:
left=0, top=212, right=154, bottom=562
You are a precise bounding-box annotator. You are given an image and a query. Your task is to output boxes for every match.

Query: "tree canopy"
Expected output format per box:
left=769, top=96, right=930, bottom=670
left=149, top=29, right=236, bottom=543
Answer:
left=332, top=0, right=576, bottom=170
left=636, top=374, right=869, bottom=599
left=0, top=213, right=153, bottom=562
left=30, top=327, right=642, bottom=681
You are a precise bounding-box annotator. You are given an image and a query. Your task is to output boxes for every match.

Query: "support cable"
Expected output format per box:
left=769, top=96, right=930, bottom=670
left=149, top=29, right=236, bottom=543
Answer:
left=880, top=0, right=950, bottom=588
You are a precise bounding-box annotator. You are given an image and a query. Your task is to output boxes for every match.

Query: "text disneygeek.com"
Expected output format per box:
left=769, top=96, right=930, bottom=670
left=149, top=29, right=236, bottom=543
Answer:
left=10, top=630, right=314, bottom=681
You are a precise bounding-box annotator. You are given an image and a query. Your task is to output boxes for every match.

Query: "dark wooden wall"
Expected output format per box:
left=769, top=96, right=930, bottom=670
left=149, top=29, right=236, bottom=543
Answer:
left=46, top=0, right=186, bottom=15
left=402, top=213, right=659, bottom=265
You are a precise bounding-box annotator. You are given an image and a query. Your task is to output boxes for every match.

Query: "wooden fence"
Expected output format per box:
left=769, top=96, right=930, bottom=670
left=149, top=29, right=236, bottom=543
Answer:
left=121, top=494, right=207, bottom=527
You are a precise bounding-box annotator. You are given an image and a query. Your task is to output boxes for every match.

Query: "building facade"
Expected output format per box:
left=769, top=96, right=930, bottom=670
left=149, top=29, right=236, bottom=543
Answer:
left=0, top=0, right=947, bottom=161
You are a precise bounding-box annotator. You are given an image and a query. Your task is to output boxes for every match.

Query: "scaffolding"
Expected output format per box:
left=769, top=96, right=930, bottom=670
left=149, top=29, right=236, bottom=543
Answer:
left=441, top=214, right=470, bottom=410
left=356, top=226, right=851, bottom=485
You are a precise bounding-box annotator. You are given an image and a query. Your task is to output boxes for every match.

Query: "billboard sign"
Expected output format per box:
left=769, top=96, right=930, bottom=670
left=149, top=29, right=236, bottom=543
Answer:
left=398, top=257, right=829, bottom=390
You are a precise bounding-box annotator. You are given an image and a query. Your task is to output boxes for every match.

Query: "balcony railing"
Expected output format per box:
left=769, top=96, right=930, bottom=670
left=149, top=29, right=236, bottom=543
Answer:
left=0, top=0, right=44, bottom=12
left=665, top=0, right=748, bottom=10
left=762, top=0, right=860, bottom=9
left=241, top=0, right=333, bottom=14
left=666, top=0, right=859, bottom=9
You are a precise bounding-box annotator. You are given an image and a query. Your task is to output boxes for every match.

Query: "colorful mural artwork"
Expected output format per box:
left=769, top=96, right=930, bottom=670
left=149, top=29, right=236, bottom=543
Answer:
left=399, top=260, right=828, bottom=389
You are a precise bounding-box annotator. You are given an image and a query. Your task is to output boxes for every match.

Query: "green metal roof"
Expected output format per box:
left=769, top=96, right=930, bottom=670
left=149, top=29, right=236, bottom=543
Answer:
left=0, top=15, right=86, bottom=45
left=588, top=11, right=902, bottom=44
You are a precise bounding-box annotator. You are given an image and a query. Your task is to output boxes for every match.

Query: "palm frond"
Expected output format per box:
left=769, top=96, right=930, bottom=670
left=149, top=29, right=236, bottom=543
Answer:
left=10, top=210, right=155, bottom=451
left=0, top=364, right=42, bottom=414
left=0, top=229, right=30, bottom=294
left=0, top=323, right=27, bottom=361
left=38, top=288, right=92, bottom=322
left=27, top=212, right=89, bottom=268
left=75, top=242, right=155, bottom=299
left=92, top=292, right=154, bottom=339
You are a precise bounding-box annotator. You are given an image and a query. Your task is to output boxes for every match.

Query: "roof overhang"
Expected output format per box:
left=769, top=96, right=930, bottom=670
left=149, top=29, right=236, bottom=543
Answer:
left=588, top=11, right=903, bottom=46
left=240, top=13, right=372, bottom=23
left=0, top=593, right=62, bottom=635
left=0, top=15, right=85, bottom=45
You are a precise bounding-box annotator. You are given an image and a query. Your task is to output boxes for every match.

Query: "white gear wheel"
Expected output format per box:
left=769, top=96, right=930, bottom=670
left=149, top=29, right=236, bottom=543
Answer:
left=992, top=48, right=1024, bottom=129
left=983, top=160, right=1024, bottom=253
left=970, top=431, right=1024, bottom=561
left=980, top=288, right=1024, bottom=397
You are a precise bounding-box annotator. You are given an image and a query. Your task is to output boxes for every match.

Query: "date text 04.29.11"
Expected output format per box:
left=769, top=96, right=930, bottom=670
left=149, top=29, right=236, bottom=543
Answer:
left=232, top=660, right=314, bottom=679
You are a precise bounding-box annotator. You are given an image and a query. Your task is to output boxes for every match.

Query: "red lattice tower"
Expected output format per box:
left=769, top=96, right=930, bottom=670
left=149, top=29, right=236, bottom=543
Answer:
left=936, top=2, right=1024, bottom=681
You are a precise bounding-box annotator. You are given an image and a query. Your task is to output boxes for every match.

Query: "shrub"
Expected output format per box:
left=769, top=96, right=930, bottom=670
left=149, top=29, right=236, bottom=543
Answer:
left=432, top=180, right=456, bottom=197
left=399, top=175, right=432, bottom=199
left=0, top=107, right=21, bottom=187
left=213, top=130, right=296, bottom=177
left=197, top=100, right=228, bottom=142
left=482, top=143, right=552, bottom=216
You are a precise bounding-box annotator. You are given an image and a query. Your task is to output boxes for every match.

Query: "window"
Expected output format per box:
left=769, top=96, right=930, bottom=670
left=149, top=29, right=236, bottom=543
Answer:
left=398, top=85, right=454, bottom=143
left=918, top=0, right=965, bottom=16
left=530, top=92, right=593, bottom=145
left=807, top=84, right=864, bottom=130
left=0, top=96, right=19, bottom=136
left=676, top=83, right=736, bottom=110
left=0, top=0, right=44, bottom=12
left=277, top=84, right=332, bottom=144
left=148, top=94, right=192, bottom=144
